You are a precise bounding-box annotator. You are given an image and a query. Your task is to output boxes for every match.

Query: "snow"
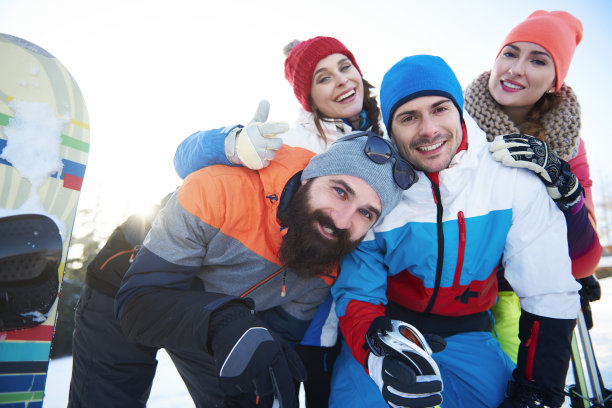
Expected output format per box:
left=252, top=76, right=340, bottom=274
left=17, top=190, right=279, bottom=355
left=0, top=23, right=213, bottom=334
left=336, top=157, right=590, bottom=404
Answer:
left=599, top=256, right=612, bottom=268
left=43, top=278, right=612, bottom=407
left=0, top=99, right=68, bottom=236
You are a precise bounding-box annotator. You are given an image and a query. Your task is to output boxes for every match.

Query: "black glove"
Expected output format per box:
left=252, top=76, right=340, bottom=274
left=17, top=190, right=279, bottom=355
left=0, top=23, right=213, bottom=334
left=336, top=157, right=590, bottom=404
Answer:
left=501, top=310, right=576, bottom=408
left=489, top=134, right=583, bottom=210
left=364, top=316, right=446, bottom=408
left=578, top=275, right=601, bottom=330
left=209, top=302, right=306, bottom=407
left=498, top=379, right=557, bottom=408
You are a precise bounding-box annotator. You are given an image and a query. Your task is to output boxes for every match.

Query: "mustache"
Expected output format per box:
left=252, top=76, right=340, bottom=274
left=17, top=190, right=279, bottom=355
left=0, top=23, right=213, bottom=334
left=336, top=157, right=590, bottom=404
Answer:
left=316, top=213, right=349, bottom=241
left=410, top=134, right=449, bottom=149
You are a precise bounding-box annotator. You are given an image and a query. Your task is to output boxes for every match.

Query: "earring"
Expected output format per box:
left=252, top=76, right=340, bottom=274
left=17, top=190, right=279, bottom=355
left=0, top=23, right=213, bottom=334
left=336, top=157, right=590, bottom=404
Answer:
left=547, top=88, right=555, bottom=94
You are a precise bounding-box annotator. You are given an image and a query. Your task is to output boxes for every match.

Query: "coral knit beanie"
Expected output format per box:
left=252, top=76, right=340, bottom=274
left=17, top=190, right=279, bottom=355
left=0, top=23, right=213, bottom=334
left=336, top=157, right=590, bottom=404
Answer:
left=499, top=10, right=583, bottom=92
left=284, top=36, right=362, bottom=112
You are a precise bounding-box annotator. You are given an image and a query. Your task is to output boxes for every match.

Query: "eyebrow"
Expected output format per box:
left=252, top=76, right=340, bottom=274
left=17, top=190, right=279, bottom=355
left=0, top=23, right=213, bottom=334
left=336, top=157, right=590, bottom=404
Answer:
left=313, top=57, right=351, bottom=77
left=506, top=43, right=552, bottom=59
left=331, top=178, right=382, bottom=220
left=313, top=66, right=329, bottom=78
left=394, top=98, right=453, bottom=120
left=530, top=50, right=552, bottom=59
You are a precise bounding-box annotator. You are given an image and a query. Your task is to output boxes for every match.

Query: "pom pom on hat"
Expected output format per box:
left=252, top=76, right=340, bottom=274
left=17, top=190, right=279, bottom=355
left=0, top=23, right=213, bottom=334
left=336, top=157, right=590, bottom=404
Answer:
left=284, top=36, right=362, bottom=112
left=498, top=10, right=583, bottom=91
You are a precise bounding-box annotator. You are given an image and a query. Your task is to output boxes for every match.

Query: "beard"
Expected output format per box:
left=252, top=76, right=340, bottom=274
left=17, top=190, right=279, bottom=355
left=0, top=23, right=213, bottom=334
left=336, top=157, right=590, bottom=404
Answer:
left=278, top=180, right=363, bottom=278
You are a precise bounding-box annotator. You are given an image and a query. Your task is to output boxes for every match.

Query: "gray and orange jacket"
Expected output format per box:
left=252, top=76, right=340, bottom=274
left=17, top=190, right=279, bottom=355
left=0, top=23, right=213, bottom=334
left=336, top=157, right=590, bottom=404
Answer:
left=115, top=143, right=337, bottom=351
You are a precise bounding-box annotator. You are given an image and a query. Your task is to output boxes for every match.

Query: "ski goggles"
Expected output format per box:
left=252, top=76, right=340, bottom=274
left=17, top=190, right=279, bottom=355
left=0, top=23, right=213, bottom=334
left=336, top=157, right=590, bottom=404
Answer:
left=336, top=131, right=418, bottom=190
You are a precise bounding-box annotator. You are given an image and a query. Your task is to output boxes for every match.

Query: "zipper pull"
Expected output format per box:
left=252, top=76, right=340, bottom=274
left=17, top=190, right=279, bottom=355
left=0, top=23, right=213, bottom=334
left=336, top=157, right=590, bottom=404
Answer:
left=281, top=269, right=287, bottom=297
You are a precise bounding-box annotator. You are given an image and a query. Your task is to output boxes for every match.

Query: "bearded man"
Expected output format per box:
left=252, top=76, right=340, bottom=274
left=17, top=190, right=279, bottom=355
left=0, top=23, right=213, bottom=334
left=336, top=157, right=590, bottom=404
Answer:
left=115, top=131, right=408, bottom=408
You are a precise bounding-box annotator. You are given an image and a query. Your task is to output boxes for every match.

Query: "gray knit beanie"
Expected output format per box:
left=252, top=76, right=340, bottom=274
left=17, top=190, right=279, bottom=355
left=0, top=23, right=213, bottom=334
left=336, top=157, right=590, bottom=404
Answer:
left=301, top=131, right=404, bottom=220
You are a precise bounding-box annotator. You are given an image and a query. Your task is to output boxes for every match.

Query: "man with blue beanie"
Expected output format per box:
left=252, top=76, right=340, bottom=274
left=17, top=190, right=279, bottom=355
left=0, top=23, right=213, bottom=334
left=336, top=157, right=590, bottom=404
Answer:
left=330, top=55, right=580, bottom=408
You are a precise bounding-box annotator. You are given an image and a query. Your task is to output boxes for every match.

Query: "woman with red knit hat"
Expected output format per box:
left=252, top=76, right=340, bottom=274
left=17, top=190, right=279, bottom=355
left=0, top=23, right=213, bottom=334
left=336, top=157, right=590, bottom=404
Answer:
left=464, top=9, right=602, bottom=370
left=281, top=36, right=383, bottom=147
left=174, top=36, right=383, bottom=179
left=173, top=35, right=384, bottom=408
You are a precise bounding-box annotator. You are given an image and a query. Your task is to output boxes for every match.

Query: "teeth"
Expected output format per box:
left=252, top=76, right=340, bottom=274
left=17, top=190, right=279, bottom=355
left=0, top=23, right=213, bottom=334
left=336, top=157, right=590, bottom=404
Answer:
left=323, top=226, right=334, bottom=235
left=502, top=80, right=523, bottom=90
left=419, top=141, right=443, bottom=152
left=336, top=89, right=355, bottom=102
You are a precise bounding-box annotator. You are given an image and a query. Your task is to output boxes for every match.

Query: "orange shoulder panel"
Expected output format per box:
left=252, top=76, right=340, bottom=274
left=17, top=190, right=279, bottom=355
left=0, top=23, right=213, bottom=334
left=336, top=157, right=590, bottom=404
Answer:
left=177, top=146, right=315, bottom=264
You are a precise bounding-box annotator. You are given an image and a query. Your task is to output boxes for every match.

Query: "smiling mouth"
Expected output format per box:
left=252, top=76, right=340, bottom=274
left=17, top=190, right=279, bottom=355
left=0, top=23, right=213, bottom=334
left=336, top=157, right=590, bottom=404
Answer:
left=417, top=141, right=444, bottom=152
left=335, top=89, right=356, bottom=102
left=317, top=221, right=338, bottom=240
left=501, top=80, right=524, bottom=90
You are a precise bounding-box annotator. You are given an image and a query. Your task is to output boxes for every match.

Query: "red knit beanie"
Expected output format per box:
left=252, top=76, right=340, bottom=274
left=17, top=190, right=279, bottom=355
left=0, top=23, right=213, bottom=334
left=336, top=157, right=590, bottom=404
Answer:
left=284, top=36, right=362, bottom=112
left=498, top=10, right=583, bottom=91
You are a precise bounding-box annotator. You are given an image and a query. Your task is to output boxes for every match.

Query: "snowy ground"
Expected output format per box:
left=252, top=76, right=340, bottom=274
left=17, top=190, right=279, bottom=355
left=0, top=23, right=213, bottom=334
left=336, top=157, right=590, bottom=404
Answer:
left=43, top=278, right=612, bottom=407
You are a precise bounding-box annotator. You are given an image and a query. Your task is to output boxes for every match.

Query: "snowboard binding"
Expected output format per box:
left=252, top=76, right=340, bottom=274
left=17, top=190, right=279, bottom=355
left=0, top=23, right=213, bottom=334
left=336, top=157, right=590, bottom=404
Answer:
left=0, top=214, right=62, bottom=330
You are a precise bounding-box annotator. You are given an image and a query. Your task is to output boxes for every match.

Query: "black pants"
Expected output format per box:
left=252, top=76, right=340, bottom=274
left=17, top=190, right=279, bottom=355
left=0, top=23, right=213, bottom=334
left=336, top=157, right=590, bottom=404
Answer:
left=296, top=342, right=342, bottom=408
left=68, top=285, right=158, bottom=408
left=68, top=285, right=287, bottom=407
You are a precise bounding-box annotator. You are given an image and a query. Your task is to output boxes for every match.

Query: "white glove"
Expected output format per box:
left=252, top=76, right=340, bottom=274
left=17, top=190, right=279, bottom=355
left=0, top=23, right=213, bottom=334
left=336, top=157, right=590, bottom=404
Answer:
left=225, top=100, right=288, bottom=170
left=366, top=318, right=444, bottom=408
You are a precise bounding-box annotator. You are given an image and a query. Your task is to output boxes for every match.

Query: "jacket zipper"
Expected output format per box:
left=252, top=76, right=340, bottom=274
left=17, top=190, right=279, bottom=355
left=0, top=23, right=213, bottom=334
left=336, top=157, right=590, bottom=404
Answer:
left=423, top=180, right=444, bottom=315
left=525, top=320, right=540, bottom=381
left=99, top=249, right=135, bottom=270
left=453, top=211, right=466, bottom=288
left=239, top=266, right=287, bottom=299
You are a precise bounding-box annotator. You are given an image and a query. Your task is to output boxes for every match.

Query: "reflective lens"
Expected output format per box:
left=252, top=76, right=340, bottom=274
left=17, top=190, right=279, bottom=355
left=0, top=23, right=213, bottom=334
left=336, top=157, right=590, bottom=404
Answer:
left=393, top=157, right=418, bottom=190
left=364, top=136, right=417, bottom=190
left=364, top=136, right=392, bottom=164
left=335, top=131, right=419, bottom=190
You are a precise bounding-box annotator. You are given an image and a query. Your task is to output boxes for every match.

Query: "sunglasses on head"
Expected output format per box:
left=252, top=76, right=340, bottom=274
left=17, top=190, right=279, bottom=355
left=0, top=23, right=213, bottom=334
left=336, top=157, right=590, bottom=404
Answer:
left=336, top=131, right=418, bottom=190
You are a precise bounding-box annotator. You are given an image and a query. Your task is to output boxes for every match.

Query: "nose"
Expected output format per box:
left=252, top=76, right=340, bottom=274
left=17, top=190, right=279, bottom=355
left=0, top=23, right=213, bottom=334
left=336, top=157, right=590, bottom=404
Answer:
left=420, top=113, right=439, bottom=137
left=509, top=59, right=525, bottom=76
left=329, top=207, right=352, bottom=231
left=336, top=73, right=349, bottom=87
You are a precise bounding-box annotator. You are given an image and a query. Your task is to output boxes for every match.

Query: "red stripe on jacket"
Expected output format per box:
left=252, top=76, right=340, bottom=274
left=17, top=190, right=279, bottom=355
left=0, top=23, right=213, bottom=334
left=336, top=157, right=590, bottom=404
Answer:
left=338, top=300, right=386, bottom=366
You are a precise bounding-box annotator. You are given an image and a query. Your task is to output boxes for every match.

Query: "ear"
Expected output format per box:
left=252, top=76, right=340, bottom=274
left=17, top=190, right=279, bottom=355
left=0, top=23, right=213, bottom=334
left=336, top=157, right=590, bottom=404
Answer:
left=308, top=95, right=318, bottom=112
left=548, top=77, right=557, bottom=93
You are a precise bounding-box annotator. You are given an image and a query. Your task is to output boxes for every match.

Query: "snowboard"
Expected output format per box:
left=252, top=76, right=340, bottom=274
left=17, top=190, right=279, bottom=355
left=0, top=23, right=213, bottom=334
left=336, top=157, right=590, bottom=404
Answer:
left=0, top=33, right=89, bottom=407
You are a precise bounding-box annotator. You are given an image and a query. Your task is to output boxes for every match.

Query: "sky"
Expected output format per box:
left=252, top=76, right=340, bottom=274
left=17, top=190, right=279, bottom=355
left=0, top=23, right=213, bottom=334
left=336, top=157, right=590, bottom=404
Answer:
left=2, top=0, right=612, bottom=243
left=43, top=277, right=612, bottom=407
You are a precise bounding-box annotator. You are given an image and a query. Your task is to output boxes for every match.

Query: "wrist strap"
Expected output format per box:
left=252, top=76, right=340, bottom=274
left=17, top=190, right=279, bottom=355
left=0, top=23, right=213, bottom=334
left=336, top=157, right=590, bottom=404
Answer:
left=224, top=126, right=243, bottom=162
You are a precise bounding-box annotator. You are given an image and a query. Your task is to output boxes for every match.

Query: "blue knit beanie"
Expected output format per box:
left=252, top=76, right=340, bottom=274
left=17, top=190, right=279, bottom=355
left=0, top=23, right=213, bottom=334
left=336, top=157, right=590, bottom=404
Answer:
left=380, top=55, right=464, bottom=130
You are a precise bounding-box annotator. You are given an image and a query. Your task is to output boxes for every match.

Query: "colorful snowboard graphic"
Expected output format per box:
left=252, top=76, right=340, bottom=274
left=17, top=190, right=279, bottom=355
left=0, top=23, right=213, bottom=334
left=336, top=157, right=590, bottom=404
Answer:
left=0, top=34, right=89, bottom=407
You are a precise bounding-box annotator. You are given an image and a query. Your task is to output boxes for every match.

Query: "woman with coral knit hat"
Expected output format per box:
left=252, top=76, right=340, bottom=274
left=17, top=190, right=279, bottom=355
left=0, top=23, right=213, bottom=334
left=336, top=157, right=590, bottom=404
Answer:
left=464, top=7, right=603, bottom=386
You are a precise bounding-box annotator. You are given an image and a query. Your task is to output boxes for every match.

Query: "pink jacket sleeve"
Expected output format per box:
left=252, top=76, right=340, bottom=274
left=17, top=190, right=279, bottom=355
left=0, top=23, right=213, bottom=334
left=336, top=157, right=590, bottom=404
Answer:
left=567, top=139, right=602, bottom=278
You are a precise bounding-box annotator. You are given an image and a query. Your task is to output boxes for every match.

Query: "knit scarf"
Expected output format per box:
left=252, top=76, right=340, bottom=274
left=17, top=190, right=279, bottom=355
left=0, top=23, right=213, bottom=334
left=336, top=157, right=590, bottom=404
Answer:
left=464, top=71, right=581, bottom=161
